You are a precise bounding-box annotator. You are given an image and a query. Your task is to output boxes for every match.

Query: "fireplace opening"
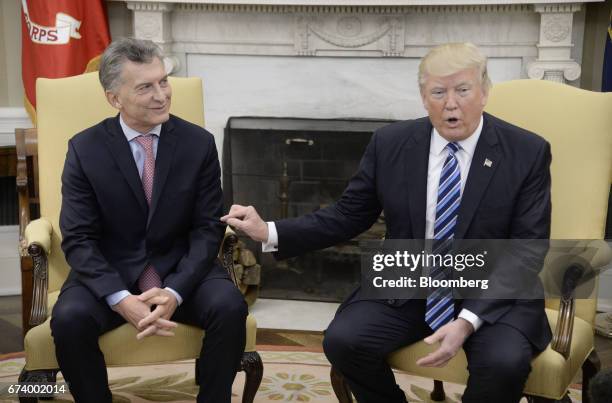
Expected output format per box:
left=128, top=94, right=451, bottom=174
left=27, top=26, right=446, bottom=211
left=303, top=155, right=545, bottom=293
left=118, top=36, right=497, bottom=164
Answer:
left=223, top=117, right=392, bottom=302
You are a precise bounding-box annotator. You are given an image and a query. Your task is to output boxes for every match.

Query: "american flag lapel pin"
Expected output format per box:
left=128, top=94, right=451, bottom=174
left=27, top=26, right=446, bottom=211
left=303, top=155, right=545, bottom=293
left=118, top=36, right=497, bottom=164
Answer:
left=483, top=158, right=493, bottom=168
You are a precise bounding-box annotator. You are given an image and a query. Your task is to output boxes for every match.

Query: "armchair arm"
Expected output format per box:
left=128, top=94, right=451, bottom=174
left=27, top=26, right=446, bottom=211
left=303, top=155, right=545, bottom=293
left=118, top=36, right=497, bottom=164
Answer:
left=24, top=218, right=53, bottom=254
left=551, top=240, right=612, bottom=358
left=551, top=263, right=583, bottom=359
left=25, top=223, right=243, bottom=326
left=24, top=218, right=53, bottom=326
left=219, top=227, right=240, bottom=286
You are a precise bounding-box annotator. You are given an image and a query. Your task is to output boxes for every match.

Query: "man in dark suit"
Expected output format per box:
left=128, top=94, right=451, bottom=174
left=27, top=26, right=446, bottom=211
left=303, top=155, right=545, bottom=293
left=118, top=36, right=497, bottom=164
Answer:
left=51, top=38, right=247, bottom=403
left=222, top=42, right=551, bottom=402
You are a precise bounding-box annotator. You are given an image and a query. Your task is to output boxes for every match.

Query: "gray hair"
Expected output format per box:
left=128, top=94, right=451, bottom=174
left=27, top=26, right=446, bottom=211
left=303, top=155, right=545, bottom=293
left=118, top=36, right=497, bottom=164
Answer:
left=99, top=37, right=164, bottom=92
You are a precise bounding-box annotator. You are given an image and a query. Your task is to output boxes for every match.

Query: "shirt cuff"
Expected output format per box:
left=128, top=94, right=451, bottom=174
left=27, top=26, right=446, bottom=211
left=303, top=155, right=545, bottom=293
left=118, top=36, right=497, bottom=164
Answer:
left=458, top=309, right=483, bottom=332
left=106, top=290, right=131, bottom=308
left=261, top=221, right=279, bottom=252
left=165, top=287, right=183, bottom=306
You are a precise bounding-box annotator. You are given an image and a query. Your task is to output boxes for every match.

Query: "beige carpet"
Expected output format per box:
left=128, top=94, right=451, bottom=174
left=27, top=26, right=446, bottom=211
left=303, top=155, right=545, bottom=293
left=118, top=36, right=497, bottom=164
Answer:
left=0, top=350, right=582, bottom=402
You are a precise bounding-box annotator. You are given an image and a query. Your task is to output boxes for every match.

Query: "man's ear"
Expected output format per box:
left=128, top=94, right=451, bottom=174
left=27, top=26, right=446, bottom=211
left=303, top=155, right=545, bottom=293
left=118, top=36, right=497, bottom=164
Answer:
left=420, top=89, right=429, bottom=112
left=480, top=87, right=490, bottom=108
left=105, top=90, right=121, bottom=110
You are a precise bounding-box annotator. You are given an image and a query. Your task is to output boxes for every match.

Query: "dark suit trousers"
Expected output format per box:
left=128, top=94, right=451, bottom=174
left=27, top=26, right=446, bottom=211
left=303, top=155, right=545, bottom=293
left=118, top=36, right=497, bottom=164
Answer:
left=322, top=299, right=536, bottom=403
left=50, top=278, right=247, bottom=403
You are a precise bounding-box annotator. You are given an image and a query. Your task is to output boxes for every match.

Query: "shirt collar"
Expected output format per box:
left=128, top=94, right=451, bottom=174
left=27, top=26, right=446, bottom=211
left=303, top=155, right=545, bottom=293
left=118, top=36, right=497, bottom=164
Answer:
left=431, top=115, right=483, bottom=157
left=119, top=114, right=162, bottom=142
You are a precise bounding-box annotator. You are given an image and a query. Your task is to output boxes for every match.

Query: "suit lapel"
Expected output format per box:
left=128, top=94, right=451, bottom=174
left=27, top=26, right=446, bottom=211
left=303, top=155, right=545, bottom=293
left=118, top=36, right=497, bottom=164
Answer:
left=105, top=116, right=148, bottom=212
left=148, top=118, right=177, bottom=226
left=454, top=113, right=503, bottom=239
left=405, top=121, right=432, bottom=239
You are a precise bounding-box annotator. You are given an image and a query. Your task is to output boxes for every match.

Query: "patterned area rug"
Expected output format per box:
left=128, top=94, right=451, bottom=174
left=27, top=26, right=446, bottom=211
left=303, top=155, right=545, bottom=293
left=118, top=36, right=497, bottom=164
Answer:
left=0, top=350, right=582, bottom=402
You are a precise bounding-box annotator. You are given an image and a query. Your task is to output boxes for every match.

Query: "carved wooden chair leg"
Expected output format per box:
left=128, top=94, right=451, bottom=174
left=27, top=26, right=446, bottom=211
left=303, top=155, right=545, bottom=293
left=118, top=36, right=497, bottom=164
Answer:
left=241, top=351, right=263, bottom=403
left=581, top=350, right=600, bottom=403
left=430, top=379, right=446, bottom=402
left=330, top=366, right=353, bottom=403
left=18, top=368, right=59, bottom=403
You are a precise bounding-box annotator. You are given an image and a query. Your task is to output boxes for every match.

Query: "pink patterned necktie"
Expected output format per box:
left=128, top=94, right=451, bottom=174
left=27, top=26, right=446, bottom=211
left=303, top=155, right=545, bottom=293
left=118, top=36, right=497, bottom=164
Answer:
left=135, top=134, right=162, bottom=292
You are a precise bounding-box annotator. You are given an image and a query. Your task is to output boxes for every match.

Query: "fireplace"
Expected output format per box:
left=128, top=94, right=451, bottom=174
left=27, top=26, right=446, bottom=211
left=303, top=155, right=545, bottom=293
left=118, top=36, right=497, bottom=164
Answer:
left=223, top=117, right=391, bottom=302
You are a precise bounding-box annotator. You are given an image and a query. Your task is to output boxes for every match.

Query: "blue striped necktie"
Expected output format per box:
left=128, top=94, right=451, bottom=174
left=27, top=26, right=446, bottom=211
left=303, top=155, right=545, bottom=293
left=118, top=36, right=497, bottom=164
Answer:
left=425, top=142, right=461, bottom=331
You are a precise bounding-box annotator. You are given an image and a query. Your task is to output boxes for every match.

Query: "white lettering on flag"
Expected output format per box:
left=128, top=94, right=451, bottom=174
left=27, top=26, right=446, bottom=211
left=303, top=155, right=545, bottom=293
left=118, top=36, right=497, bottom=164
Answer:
left=22, top=0, right=82, bottom=45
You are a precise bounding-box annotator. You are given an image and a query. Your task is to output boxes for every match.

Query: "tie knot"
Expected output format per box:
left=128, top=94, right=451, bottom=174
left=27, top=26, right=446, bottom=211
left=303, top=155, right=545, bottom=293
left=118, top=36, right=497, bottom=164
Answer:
left=447, top=142, right=460, bottom=154
left=135, top=134, right=155, bottom=151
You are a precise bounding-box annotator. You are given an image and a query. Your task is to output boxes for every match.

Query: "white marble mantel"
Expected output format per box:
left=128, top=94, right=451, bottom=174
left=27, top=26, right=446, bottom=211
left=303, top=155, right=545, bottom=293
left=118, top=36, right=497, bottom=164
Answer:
left=106, top=0, right=597, bottom=158
left=113, top=0, right=598, bottom=83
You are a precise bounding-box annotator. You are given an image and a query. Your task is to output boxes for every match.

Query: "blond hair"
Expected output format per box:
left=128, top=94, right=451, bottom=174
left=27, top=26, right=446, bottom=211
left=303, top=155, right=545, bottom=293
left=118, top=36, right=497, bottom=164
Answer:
left=418, top=43, right=491, bottom=92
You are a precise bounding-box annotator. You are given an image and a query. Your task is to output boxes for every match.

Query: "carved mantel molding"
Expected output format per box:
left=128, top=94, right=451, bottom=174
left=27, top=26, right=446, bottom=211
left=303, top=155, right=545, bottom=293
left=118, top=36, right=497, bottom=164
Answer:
left=116, top=0, right=596, bottom=5
left=526, top=3, right=583, bottom=83
left=173, top=3, right=534, bottom=12
left=118, top=0, right=599, bottom=82
left=126, top=2, right=179, bottom=72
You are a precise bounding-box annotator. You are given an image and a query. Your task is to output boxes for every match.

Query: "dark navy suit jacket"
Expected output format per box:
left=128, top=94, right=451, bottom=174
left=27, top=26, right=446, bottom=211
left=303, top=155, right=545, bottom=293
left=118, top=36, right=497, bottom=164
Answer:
left=274, top=112, right=552, bottom=350
left=59, top=114, right=227, bottom=302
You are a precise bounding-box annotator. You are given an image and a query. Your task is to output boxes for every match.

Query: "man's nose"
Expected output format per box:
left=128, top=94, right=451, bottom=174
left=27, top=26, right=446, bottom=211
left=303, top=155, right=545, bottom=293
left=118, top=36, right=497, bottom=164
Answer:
left=444, top=93, right=459, bottom=110
left=152, top=85, right=166, bottom=101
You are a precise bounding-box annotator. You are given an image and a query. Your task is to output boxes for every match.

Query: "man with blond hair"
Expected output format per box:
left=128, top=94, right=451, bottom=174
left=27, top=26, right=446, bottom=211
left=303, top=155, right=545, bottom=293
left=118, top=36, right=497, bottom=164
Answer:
left=223, top=42, right=551, bottom=402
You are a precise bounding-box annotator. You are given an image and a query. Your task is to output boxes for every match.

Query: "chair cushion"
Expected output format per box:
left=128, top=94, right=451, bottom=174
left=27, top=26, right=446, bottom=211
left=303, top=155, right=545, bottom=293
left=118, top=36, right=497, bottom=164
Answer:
left=25, top=291, right=257, bottom=371
left=387, top=308, right=594, bottom=400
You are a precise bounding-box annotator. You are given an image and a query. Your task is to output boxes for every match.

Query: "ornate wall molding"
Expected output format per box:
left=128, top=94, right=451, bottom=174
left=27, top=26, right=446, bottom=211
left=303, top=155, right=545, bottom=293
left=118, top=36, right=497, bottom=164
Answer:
left=295, top=15, right=404, bottom=56
left=530, top=2, right=582, bottom=83
left=308, top=17, right=390, bottom=47
left=533, top=3, right=582, bottom=13
left=126, top=1, right=174, bottom=12
left=126, top=1, right=180, bottom=73
left=173, top=4, right=533, bottom=13
left=169, top=4, right=543, bottom=59
left=543, top=14, right=571, bottom=42
left=527, top=60, right=581, bottom=82
left=127, top=1, right=174, bottom=42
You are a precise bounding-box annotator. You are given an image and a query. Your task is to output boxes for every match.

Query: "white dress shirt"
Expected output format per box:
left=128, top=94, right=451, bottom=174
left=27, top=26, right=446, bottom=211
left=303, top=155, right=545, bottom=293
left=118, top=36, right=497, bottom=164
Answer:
left=105, top=115, right=183, bottom=308
left=262, top=116, right=485, bottom=331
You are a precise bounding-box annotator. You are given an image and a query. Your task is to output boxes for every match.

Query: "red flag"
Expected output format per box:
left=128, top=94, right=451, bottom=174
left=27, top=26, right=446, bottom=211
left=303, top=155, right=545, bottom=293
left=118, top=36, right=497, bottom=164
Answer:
left=21, top=0, right=111, bottom=124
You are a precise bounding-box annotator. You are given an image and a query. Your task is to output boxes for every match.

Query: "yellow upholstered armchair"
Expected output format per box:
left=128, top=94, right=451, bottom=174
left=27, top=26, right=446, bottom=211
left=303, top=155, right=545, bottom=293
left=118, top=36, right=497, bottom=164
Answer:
left=15, top=72, right=263, bottom=403
left=331, top=80, right=612, bottom=403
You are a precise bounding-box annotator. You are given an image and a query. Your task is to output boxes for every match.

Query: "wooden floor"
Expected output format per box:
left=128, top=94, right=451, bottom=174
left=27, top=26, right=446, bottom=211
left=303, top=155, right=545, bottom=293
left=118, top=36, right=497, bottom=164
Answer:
left=3, top=295, right=612, bottom=370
